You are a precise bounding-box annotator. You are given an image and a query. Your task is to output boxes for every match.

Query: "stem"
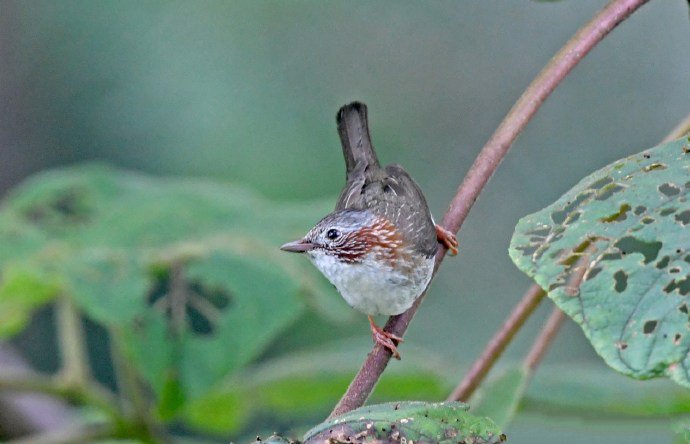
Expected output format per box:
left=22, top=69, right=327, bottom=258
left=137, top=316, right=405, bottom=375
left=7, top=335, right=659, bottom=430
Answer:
left=109, top=332, right=171, bottom=442
left=53, top=296, right=128, bottom=425
left=329, top=0, right=650, bottom=418
left=522, top=242, right=593, bottom=372
left=0, top=373, right=64, bottom=396
left=6, top=422, right=114, bottom=444
left=0, top=372, right=125, bottom=424
left=55, top=295, right=91, bottom=386
left=109, top=332, right=149, bottom=424
left=447, top=284, right=545, bottom=402
left=169, top=262, right=188, bottom=336
left=523, top=307, right=566, bottom=371
left=661, top=111, right=690, bottom=143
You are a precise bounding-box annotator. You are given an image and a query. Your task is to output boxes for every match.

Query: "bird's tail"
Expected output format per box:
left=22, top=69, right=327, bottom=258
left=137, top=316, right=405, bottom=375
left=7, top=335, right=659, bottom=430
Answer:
left=336, top=102, right=380, bottom=177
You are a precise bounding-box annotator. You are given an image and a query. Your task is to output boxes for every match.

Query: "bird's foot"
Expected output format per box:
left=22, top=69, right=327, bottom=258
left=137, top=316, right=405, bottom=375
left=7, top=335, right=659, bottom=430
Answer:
left=368, top=316, right=403, bottom=360
left=435, top=224, right=459, bottom=256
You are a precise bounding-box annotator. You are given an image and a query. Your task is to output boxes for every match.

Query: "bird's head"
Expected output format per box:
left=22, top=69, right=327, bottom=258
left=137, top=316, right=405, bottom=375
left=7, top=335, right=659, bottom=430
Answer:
left=280, top=209, right=402, bottom=264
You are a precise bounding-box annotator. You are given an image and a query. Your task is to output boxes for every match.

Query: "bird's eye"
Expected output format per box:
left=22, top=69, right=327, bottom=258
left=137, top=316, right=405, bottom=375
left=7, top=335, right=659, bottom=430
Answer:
left=326, top=228, right=340, bottom=240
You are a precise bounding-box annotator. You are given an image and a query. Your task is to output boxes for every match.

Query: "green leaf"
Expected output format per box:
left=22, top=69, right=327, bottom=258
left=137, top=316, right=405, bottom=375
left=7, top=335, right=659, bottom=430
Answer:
left=303, top=401, right=504, bottom=444
left=65, top=252, right=149, bottom=325
left=472, top=366, right=529, bottom=428
left=510, top=139, right=690, bottom=387
left=0, top=263, right=60, bottom=337
left=0, top=164, right=339, bottom=409
left=180, top=252, right=302, bottom=399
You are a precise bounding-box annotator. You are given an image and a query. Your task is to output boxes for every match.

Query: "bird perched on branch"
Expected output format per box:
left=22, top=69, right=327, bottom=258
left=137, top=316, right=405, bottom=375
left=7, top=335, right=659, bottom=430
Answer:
left=281, top=102, right=458, bottom=359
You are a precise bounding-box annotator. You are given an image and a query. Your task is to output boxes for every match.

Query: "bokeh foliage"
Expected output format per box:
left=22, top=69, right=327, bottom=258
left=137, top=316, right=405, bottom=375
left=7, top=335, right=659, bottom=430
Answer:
left=0, top=161, right=689, bottom=439
left=0, top=164, right=336, bottom=422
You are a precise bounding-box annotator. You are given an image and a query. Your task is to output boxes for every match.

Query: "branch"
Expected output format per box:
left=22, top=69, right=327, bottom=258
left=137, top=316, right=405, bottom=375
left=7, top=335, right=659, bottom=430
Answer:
left=109, top=333, right=153, bottom=427
left=523, top=307, right=566, bottom=372
left=55, top=295, right=91, bottom=386
left=447, top=284, right=545, bottom=402
left=0, top=373, right=66, bottom=397
left=6, top=422, right=114, bottom=444
left=329, top=0, right=651, bottom=418
left=0, top=372, right=125, bottom=424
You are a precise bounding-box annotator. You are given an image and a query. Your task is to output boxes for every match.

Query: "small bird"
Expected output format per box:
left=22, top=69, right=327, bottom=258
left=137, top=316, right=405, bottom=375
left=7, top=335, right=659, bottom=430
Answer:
left=281, top=102, right=458, bottom=359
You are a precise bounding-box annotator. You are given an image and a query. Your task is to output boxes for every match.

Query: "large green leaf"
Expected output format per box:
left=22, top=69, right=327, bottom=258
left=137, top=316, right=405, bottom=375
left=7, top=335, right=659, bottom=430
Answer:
left=303, top=401, right=504, bottom=444
left=0, top=164, right=339, bottom=409
left=510, top=138, right=690, bottom=386
left=0, top=263, right=60, bottom=337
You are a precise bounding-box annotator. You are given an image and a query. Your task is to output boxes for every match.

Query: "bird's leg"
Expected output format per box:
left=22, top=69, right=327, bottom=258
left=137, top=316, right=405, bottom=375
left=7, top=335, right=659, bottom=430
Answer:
left=368, top=315, right=403, bottom=360
left=435, top=224, right=459, bottom=256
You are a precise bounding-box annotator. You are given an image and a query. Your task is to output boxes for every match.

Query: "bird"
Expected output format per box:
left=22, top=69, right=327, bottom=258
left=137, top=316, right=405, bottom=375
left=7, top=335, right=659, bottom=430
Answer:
left=280, top=102, right=458, bottom=359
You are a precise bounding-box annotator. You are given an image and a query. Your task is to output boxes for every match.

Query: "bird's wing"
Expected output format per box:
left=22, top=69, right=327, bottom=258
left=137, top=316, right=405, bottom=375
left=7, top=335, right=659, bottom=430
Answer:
left=376, top=164, right=438, bottom=257
left=338, top=164, right=437, bottom=257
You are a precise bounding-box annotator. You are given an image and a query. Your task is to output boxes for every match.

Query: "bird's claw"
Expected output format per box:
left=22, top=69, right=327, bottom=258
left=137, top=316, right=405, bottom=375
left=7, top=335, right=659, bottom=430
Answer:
left=435, top=224, right=459, bottom=256
left=368, top=316, right=403, bottom=360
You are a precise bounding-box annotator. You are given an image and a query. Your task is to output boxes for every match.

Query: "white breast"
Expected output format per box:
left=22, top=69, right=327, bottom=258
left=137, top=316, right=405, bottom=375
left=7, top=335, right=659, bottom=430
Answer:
left=307, top=250, right=434, bottom=316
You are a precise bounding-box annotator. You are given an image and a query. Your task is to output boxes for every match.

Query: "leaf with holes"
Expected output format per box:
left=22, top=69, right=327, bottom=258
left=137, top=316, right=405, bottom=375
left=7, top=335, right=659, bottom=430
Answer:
left=510, top=138, right=690, bottom=387
left=303, top=401, right=505, bottom=444
left=0, top=164, right=337, bottom=412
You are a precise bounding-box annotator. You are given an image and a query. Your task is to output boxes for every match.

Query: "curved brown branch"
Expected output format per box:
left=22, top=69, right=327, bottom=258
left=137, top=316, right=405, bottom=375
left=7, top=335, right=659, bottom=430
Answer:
left=519, top=246, right=594, bottom=375
left=447, top=284, right=545, bottom=402
left=523, top=307, right=567, bottom=372
left=329, top=0, right=651, bottom=418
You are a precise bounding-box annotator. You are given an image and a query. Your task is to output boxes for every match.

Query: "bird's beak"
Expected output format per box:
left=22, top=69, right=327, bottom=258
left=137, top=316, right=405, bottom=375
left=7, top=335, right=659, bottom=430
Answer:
left=280, top=238, right=316, bottom=253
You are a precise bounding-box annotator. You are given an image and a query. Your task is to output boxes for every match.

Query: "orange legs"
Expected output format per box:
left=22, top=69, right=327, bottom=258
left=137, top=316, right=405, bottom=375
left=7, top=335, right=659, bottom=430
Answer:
left=435, top=224, right=459, bottom=256
left=368, top=315, right=403, bottom=360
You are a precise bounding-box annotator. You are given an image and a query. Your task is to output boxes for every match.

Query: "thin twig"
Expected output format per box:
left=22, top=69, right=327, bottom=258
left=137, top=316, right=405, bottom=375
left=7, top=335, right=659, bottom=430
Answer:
left=0, top=372, right=125, bottom=423
left=169, top=262, right=188, bottom=336
left=522, top=237, right=595, bottom=375
left=109, top=333, right=151, bottom=424
left=447, top=284, right=545, bottom=402
left=0, top=372, right=67, bottom=397
left=6, top=422, right=114, bottom=444
left=523, top=308, right=566, bottom=372
left=55, top=295, right=91, bottom=386
left=109, top=333, right=172, bottom=442
left=661, top=111, right=690, bottom=143
left=329, top=0, right=651, bottom=418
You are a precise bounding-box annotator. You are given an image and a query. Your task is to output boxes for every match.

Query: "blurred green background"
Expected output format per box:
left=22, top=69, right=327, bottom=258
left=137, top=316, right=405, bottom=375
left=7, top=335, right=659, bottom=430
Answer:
left=1, top=1, right=689, bottom=442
